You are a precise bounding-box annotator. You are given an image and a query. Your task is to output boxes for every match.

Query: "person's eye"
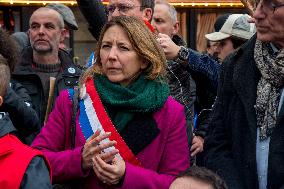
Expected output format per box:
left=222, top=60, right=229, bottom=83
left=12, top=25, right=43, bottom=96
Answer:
left=119, top=5, right=130, bottom=12
left=270, top=2, right=277, bottom=9
left=45, top=23, right=55, bottom=29
left=30, top=24, right=39, bottom=29
left=119, top=45, right=130, bottom=51
left=107, top=6, right=116, bottom=13
left=101, top=44, right=111, bottom=49
left=154, top=18, right=163, bottom=23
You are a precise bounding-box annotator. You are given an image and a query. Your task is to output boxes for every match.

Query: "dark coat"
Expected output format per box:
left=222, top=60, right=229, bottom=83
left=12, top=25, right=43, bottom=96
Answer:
left=12, top=47, right=81, bottom=129
left=205, top=35, right=284, bottom=189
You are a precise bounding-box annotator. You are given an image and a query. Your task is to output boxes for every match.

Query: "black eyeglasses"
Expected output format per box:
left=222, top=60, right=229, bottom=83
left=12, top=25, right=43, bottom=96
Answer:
left=255, top=0, right=284, bottom=13
left=107, top=4, right=144, bottom=14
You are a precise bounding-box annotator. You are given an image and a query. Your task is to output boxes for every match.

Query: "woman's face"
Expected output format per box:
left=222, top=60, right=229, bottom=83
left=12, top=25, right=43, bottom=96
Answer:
left=100, top=25, right=148, bottom=86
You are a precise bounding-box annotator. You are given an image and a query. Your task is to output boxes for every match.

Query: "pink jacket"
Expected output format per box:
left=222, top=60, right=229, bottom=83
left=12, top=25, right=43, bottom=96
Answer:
left=32, top=90, right=190, bottom=189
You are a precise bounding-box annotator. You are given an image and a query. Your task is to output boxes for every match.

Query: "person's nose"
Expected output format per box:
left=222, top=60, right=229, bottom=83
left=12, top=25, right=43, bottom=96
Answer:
left=152, top=23, right=158, bottom=33
left=38, top=25, right=45, bottom=35
left=108, top=46, right=118, bottom=60
left=213, top=44, right=221, bottom=54
left=111, top=8, right=122, bottom=17
left=253, top=1, right=266, bottom=20
left=215, top=45, right=221, bottom=54
left=151, top=20, right=156, bottom=27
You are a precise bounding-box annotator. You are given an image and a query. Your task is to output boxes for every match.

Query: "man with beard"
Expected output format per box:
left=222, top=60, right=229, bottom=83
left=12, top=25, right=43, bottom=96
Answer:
left=12, top=7, right=81, bottom=134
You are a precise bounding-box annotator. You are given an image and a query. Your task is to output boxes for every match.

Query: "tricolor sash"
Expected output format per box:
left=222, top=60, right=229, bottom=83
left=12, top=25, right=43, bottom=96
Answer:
left=78, top=78, right=141, bottom=166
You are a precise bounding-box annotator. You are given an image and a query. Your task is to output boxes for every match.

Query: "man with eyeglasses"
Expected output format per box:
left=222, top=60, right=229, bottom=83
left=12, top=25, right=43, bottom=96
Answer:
left=205, top=1, right=284, bottom=189
left=77, top=0, right=154, bottom=41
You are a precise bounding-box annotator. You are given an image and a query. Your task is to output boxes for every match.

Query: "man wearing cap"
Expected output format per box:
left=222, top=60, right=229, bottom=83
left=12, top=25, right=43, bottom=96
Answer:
left=205, top=14, right=231, bottom=63
left=46, top=3, right=78, bottom=55
left=12, top=7, right=81, bottom=135
left=205, top=14, right=256, bottom=62
left=205, top=1, right=284, bottom=189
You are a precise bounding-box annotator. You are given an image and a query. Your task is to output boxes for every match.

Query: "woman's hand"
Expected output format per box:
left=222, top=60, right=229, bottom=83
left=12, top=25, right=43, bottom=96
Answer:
left=81, top=129, right=117, bottom=171
left=93, top=155, right=126, bottom=185
left=190, top=135, right=204, bottom=157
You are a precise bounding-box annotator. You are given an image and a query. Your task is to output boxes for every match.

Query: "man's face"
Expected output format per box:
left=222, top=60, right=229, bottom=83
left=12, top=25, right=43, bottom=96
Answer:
left=107, top=0, right=151, bottom=21
left=207, top=41, right=221, bottom=59
left=253, top=0, right=284, bottom=48
left=217, top=38, right=234, bottom=62
left=152, top=4, right=179, bottom=37
left=28, top=8, right=64, bottom=55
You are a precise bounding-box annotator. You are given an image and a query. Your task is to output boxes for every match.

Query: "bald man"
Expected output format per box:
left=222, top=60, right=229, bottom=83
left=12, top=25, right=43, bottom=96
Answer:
left=12, top=7, right=81, bottom=133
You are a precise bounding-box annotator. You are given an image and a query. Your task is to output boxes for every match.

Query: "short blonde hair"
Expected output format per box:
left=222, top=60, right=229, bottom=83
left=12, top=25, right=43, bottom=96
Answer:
left=81, top=16, right=167, bottom=85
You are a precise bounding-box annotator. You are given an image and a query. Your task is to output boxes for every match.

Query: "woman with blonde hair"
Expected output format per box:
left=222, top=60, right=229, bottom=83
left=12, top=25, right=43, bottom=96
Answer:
left=32, top=16, right=189, bottom=188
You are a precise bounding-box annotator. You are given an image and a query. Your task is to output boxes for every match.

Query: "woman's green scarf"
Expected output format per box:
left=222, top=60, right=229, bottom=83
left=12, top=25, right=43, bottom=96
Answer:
left=94, top=74, right=170, bottom=132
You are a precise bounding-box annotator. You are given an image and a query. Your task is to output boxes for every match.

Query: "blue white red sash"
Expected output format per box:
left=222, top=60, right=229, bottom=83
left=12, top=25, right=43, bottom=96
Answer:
left=78, top=78, right=141, bottom=166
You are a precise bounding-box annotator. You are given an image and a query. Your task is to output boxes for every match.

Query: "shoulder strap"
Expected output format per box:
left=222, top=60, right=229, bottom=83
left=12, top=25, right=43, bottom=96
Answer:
left=71, top=86, right=79, bottom=149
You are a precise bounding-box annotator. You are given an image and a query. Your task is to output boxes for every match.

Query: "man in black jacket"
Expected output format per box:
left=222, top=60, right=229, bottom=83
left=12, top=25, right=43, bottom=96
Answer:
left=205, top=1, right=284, bottom=189
left=12, top=7, right=81, bottom=131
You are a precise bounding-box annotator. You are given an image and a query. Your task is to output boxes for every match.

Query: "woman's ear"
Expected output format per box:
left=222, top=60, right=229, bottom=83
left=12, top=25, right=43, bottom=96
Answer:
left=141, top=60, right=149, bottom=70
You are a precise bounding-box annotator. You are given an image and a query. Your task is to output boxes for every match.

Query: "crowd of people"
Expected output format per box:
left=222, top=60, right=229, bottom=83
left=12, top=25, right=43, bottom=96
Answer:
left=0, top=0, right=284, bottom=188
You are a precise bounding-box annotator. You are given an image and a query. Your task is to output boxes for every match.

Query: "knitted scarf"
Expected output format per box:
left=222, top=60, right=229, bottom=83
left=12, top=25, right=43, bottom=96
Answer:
left=254, top=40, right=284, bottom=140
left=94, top=74, right=170, bottom=132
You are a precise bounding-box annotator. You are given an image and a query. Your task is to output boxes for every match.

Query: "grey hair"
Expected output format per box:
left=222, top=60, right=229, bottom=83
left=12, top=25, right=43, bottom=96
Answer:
left=155, top=1, right=177, bottom=23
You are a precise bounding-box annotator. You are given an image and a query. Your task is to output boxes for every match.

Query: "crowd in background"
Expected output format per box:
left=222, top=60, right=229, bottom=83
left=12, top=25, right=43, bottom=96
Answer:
left=1, top=0, right=284, bottom=188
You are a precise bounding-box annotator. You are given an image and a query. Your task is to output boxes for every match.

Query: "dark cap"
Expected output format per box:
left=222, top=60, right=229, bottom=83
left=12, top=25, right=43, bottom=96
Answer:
left=214, top=13, right=232, bottom=32
left=46, top=3, right=78, bottom=30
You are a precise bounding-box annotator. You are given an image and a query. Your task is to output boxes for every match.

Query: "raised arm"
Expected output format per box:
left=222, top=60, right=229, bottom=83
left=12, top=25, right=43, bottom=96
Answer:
left=157, top=33, right=220, bottom=91
left=76, top=0, right=107, bottom=40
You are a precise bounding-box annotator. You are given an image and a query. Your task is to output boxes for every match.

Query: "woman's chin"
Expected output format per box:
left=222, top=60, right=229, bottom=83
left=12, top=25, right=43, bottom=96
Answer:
left=107, top=75, right=123, bottom=84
